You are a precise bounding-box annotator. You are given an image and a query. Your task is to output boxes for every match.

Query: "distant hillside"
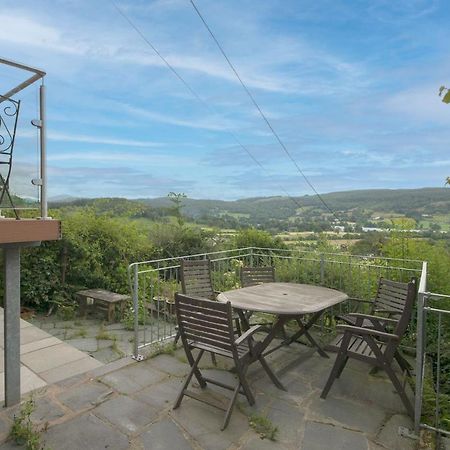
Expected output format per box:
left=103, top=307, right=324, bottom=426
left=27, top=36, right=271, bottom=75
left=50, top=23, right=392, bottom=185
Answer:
left=50, top=188, right=450, bottom=232
left=140, top=188, right=450, bottom=218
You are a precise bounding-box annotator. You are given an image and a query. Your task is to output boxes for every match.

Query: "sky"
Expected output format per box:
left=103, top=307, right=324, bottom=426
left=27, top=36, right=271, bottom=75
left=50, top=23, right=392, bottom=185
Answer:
left=1, top=0, right=449, bottom=201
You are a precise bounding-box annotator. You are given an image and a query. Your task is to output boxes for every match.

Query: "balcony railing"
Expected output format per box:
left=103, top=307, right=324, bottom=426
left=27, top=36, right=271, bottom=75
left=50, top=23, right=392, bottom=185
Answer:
left=128, top=247, right=422, bottom=350
left=415, top=260, right=450, bottom=441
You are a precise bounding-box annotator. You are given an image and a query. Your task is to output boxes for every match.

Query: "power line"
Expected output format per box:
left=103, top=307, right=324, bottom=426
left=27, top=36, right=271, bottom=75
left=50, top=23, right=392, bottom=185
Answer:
left=189, top=0, right=339, bottom=220
left=109, top=0, right=305, bottom=211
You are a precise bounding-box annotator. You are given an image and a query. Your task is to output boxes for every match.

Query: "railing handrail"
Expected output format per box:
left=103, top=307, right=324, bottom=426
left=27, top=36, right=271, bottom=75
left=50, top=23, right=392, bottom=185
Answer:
left=129, top=246, right=424, bottom=271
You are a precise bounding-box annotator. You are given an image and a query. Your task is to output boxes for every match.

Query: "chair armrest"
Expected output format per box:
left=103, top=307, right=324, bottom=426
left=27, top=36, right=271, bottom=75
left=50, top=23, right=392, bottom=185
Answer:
left=335, top=314, right=356, bottom=326
left=234, top=325, right=262, bottom=346
left=346, top=313, right=398, bottom=324
left=374, top=309, right=401, bottom=316
left=337, top=324, right=399, bottom=341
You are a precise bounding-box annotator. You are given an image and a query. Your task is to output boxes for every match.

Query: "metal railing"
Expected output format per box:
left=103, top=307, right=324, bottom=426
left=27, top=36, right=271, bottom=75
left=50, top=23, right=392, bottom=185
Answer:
left=128, top=247, right=423, bottom=358
left=415, top=261, right=450, bottom=442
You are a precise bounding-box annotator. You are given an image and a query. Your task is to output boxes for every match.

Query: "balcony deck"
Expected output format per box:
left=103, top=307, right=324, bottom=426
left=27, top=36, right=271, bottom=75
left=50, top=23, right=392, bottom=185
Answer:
left=0, top=337, right=416, bottom=450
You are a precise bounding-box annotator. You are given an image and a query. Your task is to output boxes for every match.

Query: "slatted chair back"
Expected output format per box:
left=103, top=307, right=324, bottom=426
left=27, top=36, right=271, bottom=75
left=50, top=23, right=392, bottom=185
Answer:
left=240, top=266, right=275, bottom=287
left=372, top=278, right=416, bottom=318
left=384, top=278, right=417, bottom=361
left=180, top=259, right=215, bottom=300
left=175, top=293, right=236, bottom=356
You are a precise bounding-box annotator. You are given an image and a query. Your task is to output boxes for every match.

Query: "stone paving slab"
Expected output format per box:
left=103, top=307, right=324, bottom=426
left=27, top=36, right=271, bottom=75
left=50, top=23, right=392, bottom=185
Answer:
left=301, top=420, right=368, bottom=449
left=43, top=413, right=130, bottom=450
left=0, top=309, right=103, bottom=406
left=140, top=418, right=194, bottom=449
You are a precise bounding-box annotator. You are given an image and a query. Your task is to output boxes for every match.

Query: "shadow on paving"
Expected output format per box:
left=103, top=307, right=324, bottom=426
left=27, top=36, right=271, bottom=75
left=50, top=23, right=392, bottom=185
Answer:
left=0, top=338, right=417, bottom=450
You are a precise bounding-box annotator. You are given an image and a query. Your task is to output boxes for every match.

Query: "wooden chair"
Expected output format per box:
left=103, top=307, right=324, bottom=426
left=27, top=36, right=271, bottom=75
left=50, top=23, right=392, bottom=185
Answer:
left=180, top=259, right=217, bottom=301
left=321, top=279, right=417, bottom=417
left=335, top=277, right=417, bottom=375
left=174, top=293, right=280, bottom=430
left=175, top=259, right=241, bottom=362
left=337, top=277, right=416, bottom=327
left=240, top=266, right=275, bottom=287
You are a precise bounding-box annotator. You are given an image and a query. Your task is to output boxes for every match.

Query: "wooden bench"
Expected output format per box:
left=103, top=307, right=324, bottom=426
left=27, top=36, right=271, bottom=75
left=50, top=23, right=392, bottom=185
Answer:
left=75, top=289, right=130, bottom=322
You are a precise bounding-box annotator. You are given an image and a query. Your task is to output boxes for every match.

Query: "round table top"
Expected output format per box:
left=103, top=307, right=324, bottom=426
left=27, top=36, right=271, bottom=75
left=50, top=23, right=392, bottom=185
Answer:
left=217, top=282, right=348, bottom=315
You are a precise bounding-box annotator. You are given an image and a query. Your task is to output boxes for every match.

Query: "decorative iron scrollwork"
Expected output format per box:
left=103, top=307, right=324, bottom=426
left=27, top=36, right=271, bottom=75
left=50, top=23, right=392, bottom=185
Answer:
left=0, top=94, right=21, bottom=219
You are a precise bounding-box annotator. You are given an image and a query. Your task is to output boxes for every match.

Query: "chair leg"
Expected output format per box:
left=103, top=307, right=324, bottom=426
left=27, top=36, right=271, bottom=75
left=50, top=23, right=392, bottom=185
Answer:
left=174, top=329, right=180, bottom=345
left=321, top=351, right=347, bottom=399
left=174, top=349, right=205, bottom=409
left=383, top=363, right=414, bottom=418
left=210, top=352, right=217, bottom=366
left=235, top=364, right=255, bottom=405
left=222, top=381, right=241, bottom=430
left=395, top=350, right=412, bottom=378
left=173, top=350, right=206, bottom=409
left=336, top=356, right=348, bottom=379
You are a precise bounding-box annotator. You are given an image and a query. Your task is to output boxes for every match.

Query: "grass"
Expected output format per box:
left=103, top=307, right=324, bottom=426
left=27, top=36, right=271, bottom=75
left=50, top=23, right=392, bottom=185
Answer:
left=96, top=325, right=114, bottom=341
left=111, top=336, right=125, bottom=358
left=148, top=343, right=175, bottom=359
left=248, top=413, right=278, bottom=440
left=72, top=327, right=87, bottom=338
left=10, top=398, right=47, bottom=450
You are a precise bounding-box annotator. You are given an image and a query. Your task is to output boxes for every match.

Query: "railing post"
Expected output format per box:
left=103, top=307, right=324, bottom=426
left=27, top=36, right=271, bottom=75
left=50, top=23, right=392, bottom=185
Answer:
left=320, top=253, right=325, bottom=285
left=250, top=247, right=254, bottom=267
left=132, top=264, right=142, bottom=360
left=414, top=291, right=427, bottom=434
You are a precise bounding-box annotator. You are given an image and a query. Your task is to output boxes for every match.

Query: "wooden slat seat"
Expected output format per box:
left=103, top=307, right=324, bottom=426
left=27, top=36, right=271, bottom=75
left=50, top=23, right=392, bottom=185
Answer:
left=329, top=334, right=386, bottom=359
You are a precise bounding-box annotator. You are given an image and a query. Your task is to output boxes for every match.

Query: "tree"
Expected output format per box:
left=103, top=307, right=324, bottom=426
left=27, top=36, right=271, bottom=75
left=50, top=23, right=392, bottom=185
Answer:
left=439, top=86, right=450, bottom=104
left=167, top=192, right=187, bottom=226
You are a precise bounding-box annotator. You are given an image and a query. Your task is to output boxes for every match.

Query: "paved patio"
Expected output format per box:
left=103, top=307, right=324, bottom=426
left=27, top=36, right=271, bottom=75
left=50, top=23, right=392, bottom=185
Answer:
left=0, top=336, right=418, bottom=450
left=0, top=309, right=102, bottom=403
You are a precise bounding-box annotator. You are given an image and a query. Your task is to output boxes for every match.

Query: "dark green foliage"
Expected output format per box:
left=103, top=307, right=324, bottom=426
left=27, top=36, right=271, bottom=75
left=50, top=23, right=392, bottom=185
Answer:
left=230, top=228, right=286, bottom=250
left=0, top=209, right=155, bottom=311
left=149, top=221, right=215, bottom=258
left=10, top=398, right=46, bottom=450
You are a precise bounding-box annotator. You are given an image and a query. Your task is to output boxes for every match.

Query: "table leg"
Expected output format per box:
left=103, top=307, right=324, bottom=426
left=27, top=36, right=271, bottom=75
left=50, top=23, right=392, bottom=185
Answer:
left=236, top=309, right=250, bottom=332
left=284, top=310, right=329, bottom=358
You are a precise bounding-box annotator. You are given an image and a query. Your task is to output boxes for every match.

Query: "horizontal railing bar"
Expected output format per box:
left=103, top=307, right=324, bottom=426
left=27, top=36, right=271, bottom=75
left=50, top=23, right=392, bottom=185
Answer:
left=249, top=246, right=423, bottom=263
left=424, top=307, right=450, bottom=315
left=420, top=423, right=450, bottom=437
left=129, top=247, right=255, bottom=269
left=426, top=292, right=450, bottom=300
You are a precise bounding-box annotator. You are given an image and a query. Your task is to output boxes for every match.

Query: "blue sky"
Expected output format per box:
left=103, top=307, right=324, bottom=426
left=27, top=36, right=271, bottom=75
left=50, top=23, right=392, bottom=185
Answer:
left=1, top=0, right=449, bottom=200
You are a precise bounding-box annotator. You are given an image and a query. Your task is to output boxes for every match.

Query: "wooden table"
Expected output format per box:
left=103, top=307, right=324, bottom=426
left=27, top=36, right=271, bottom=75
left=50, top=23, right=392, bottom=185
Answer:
left=218, top=282, right=348, bottom=361
left=75, top=289, right=130, bottom=322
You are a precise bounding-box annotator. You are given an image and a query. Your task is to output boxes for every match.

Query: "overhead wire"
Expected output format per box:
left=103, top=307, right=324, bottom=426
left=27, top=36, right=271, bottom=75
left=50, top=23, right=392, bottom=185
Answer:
left=109, top=0, right=305, bottom=210
left=189, top=0, right=339, bottom=220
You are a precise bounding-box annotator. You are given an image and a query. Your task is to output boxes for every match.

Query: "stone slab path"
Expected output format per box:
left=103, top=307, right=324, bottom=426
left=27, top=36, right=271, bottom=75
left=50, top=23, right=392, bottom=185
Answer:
left=0, top=309, right=102, bottom=404
left=0, top=338, right=419, bottom=450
